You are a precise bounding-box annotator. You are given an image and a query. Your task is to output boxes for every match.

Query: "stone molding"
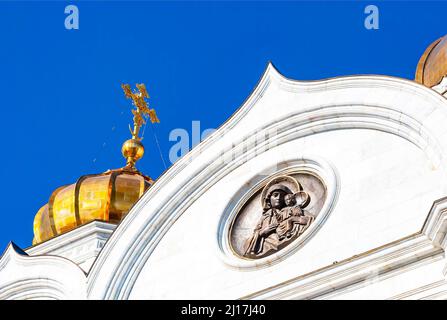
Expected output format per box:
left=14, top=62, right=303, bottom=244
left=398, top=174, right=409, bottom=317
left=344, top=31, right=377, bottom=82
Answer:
left=0, top=242, right=86, bottom=299
left=26, top=220, right=116, bottom=272
left=86, top=64, right=447, bottom=299
left=244, top=196, right=447, bottom=300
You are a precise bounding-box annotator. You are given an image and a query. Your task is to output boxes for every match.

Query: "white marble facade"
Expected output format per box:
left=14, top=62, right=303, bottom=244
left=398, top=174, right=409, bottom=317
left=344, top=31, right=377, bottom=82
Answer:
left=3, top=64, right=447, bottom=299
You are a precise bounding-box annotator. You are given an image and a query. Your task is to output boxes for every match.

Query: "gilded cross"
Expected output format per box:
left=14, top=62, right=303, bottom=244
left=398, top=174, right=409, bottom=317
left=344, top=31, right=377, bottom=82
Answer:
left=121, top=83, right=160, bottom=140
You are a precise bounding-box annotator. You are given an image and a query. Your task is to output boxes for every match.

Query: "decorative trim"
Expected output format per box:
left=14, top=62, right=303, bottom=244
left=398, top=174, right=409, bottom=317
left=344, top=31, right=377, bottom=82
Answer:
left=26, top=220, right=116, bottom=255
left=388, top=280, right=447, bottom=300
left=48, top=185, right=68, bottom=236
left=0, top=242, right=86, bottom=300
left=243, top=196, right=447, bottom=300
left=106, top=171, right=120, bottom=222
left=74, top=174, right=95, bottom=225
left=86, top=63, right=447, bottom=300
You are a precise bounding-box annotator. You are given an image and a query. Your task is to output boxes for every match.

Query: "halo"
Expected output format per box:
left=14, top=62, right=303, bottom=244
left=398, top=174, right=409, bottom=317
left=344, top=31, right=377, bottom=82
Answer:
left=260, top=175, right=302, bottom=208
left=294, top=190, right=311, bottom=208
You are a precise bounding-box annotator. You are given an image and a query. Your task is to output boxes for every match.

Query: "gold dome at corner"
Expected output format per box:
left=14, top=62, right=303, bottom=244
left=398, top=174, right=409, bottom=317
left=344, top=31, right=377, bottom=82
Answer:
left=416, top=35, right=447, bottom=87
left=32, top=166, right=153, bottom=245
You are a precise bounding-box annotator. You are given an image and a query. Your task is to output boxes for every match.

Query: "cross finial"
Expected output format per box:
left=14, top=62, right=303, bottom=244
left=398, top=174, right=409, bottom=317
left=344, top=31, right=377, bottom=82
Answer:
left=120, top=83, right=160, bottom=169
left=121, top=83, right=160, bottom=141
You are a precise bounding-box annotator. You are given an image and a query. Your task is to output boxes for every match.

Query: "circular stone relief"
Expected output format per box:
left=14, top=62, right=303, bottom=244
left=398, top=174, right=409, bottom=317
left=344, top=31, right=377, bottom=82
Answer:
left=229, top=172, right=327, bottom=259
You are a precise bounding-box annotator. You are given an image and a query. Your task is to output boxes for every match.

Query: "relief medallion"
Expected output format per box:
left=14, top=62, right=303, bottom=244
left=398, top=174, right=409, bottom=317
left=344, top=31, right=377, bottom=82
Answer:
left=229, top=173, right=327, bottom=259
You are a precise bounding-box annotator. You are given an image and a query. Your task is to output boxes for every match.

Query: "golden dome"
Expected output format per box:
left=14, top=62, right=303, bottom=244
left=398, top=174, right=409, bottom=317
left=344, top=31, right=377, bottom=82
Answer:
left=416, top=35, right=447, bottom=87
left=32, top=83, right=160, bottom=245
left=32, top=166, right=153, bottom=245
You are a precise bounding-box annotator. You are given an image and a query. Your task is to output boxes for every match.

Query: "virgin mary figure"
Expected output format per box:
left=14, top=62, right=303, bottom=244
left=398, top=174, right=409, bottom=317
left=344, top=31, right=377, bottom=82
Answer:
left=243, top=175, right=313, bottom=258
left=243, top=183, right=292, bottom=257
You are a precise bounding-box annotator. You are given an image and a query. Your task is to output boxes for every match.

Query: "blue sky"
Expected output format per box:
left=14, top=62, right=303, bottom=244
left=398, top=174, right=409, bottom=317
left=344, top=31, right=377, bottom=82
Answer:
left=0, top=1, right=445, bottom=250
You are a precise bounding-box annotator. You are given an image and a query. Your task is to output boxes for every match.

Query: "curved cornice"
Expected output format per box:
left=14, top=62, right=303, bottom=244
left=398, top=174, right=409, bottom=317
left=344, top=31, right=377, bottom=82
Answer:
left=245, top=195, right=447, bottom=300
left=87, top=63, right=447, bottom=299
left=0, top=242, right=86, bottom=299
